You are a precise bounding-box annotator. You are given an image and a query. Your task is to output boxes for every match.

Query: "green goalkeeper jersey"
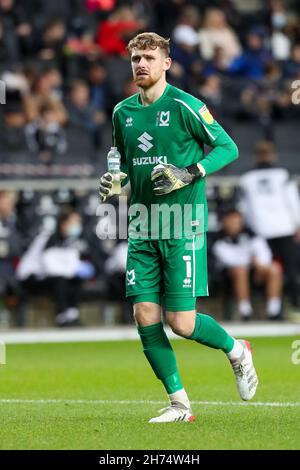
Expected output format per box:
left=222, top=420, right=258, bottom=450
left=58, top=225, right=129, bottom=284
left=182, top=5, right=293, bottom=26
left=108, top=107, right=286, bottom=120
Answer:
left=112, top=83, right=238, bottom=239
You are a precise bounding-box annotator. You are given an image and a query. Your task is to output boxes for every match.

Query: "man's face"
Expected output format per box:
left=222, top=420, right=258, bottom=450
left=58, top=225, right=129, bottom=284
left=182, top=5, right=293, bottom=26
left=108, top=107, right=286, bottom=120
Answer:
left=131, top=47, right=171, bottom=89
left=0, top=192, right=16, bottom=218
left=222, top=212, right=244, bottom=236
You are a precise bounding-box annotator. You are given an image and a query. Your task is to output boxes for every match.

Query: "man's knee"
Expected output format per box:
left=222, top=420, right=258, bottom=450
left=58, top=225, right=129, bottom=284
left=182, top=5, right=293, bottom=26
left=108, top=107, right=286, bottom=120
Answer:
left=166, top=311, right=196, bottom=337
left=133, top=302, right=161, bottom=326
left=229, top=266, right=248, bottom=277
left=269, top=261, right=283, bottom=277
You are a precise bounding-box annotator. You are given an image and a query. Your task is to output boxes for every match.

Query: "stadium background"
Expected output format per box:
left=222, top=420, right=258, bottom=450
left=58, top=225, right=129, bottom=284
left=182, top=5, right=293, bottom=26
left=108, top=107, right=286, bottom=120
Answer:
left=0, top=0, right=300, bottom=453
left=0, top=0, right=299, bottom=328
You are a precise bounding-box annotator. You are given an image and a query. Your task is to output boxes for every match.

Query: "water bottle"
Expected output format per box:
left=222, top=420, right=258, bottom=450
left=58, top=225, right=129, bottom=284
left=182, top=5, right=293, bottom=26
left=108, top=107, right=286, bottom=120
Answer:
left=107, top=146, right=121, bottom=195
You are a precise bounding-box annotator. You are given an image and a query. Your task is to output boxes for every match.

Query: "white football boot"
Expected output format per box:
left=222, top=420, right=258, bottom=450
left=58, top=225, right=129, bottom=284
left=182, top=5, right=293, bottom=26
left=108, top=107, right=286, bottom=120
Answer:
left=149, top=401, right=196, bottom=423
left=230, top=340, right=259, bottom=401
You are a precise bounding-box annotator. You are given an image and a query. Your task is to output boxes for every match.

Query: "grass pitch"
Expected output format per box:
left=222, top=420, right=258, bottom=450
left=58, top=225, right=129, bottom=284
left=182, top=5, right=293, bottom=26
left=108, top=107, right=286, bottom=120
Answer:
left=0, top=336, right=299, bottom=450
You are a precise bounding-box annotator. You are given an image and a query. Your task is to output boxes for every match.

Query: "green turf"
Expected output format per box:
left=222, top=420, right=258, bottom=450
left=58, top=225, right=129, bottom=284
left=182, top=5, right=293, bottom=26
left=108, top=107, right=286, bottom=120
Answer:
left=0, top=336, right=300, bottom=449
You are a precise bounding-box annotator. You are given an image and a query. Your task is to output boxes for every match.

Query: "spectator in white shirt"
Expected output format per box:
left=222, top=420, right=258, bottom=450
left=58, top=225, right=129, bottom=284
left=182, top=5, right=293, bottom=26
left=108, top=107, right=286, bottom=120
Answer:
left=239, top=140, right=300, bottom=312
left=213, top=208, right=283, bottom=320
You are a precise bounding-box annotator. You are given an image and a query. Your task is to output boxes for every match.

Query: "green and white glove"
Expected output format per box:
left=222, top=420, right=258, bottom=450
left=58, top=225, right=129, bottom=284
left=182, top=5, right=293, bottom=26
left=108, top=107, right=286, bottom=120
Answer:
left=151, top=163, right=205, bottom=196
left=98, top=171, right=127, bottom=202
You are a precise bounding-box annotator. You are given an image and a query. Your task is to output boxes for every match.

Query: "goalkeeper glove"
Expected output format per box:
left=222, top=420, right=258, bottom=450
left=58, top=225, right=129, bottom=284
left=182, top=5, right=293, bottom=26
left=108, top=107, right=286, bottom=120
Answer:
left=98, top=171, right=127, bottom=202
left=151, top=163, right=205, bottom=196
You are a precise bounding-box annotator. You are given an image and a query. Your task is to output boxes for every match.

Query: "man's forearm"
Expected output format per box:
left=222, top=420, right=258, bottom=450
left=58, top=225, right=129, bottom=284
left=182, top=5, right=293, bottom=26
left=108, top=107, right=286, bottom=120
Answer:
left=200, top=140, right=239, bottom=176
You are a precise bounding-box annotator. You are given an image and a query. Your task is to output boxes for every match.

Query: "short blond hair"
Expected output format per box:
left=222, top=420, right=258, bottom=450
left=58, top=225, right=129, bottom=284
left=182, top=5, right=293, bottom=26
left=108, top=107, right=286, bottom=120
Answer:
left=127, top=32, right=170, bottom=57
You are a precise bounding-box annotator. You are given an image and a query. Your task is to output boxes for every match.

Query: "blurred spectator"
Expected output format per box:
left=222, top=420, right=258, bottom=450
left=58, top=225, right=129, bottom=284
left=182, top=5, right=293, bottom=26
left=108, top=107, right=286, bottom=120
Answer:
left=64, top=29, right=100, bottom=59
left=43, top=66, right=64, bottom=100
left=0, top=190, right=23, bottom=327
left=229, top=0, right=267, bottom=34
left=152, top=0, right=187, bottom=36
left=168, top=5, right=202, bottom=88
left=192, top=73, right=224, bottom=121
left=1, top=69, right=29, bottom=96
left=239, top=140, right=300, bottom=313
left=0, top=0, right=30, bottom=34
left=85, top=0, right=116, bottom=14
left=213, top=207, right=283, bottom=320
left=232, top=56, right=286, bottom=137
left=284, top=42, right=300, bottom=78
left=96, top=5, right=144, bottom=56
left=87, top=61, right=110, bottom=111
left=269, top=0, right=289, bottom=31
left=201, top=45, right=230, bottom=76
left=269, top=0, right=291, bottom=61
left=36, top=18, right=66, bottom=68
left=172, top=24, right=201, bottom=75
left=17, top=209, right=97, bottom=327
left=16, top=190, right=59, bottom=248
left=0, top=16, right=19, bottom=70
left=0, top=101, right=31, bottom=157
left=228, top=27, right=271, bottom=80
left=64, top=27, right=101, bottom=79
left=199, top=8, right=241, bottom=69
left=66, top=79, right=106, bottom=148
left=23, top=69, right=68, bottom=126
left=25, top=103, right=68, bottom=163
left=271, top=26, right=291, bottom=61
left=0, top=0, right=32, bottom=57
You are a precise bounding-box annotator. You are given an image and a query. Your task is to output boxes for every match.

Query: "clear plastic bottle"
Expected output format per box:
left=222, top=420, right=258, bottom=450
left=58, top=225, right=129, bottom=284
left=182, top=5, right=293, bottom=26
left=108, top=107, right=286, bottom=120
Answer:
left=107, top=146, right=121, bottom=195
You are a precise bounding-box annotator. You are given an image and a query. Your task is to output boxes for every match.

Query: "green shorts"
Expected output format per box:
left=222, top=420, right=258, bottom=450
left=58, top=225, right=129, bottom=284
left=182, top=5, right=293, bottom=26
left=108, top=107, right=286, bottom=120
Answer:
left=126, top=234, right=208, bottom=311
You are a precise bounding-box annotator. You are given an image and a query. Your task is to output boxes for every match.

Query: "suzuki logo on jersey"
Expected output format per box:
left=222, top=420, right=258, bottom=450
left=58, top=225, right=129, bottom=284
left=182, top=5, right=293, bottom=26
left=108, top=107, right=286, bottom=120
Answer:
left=126, top=269, right=136, bottom=286
left=156, top=111, right=170, bottom=127
left=133, top=156, right=167, bottom=166
left=138, top=132, right=154, bottom=152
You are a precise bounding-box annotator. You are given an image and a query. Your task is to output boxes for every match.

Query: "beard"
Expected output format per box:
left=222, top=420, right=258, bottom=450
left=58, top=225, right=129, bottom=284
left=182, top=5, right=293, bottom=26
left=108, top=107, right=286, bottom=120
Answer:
left=134, top=73, right=159, bottom=89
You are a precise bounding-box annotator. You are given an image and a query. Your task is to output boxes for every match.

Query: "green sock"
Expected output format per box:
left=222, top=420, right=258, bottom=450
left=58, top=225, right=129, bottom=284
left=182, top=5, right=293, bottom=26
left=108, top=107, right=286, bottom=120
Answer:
left=188, top=313, right=234, bottom=353
left=137, top=322, right=183, bottom=394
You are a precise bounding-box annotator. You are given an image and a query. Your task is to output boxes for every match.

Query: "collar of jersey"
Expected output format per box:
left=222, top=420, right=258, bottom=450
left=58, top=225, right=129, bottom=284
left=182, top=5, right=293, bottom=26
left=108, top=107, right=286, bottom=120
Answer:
left=136, top=83, right=170, bottom=108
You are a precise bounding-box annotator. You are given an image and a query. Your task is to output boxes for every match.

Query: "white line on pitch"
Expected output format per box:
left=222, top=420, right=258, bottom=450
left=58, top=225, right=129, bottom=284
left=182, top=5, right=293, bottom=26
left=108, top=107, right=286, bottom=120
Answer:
left=0, top=399, right=299, bottom=408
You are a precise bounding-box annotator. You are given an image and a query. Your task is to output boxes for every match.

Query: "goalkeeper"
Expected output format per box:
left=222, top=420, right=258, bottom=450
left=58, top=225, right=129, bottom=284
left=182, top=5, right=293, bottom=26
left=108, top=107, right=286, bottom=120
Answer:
left=99, top=32, right=258, bottom=423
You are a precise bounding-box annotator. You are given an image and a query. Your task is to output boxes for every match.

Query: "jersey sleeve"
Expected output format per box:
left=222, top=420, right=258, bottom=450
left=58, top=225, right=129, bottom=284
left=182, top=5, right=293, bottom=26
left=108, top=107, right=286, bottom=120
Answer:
left=178, top=96, right=239, bottom=175
left=112, top=108, right=129, bottom=186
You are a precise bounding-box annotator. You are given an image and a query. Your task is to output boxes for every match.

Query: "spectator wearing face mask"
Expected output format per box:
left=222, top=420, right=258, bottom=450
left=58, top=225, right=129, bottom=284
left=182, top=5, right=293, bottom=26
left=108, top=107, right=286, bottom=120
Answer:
left=25, top=103, right=68, bottom=163
left=17, top=209, right=97, bottom=327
